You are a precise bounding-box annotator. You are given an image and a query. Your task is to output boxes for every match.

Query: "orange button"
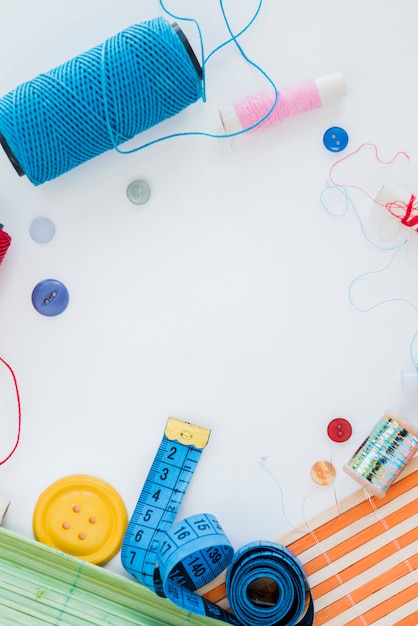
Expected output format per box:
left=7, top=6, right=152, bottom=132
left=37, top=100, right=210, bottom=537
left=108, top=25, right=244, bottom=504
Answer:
left=311, top=461, right=336, bottom=486
left=33, top=475, right=128, bottom=565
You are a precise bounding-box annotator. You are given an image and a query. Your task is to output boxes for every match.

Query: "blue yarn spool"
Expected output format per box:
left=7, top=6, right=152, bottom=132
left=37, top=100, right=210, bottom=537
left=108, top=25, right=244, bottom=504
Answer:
left=0, top=17, right=203, bottom=185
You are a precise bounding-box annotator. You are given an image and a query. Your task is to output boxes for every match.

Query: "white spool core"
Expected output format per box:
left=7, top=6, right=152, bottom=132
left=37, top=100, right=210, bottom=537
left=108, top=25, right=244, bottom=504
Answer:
left=316, top=72, right=347, bottom=104
left=374, top=182, right=411, bottom=206
left=219, top=105, right=242, bottom=134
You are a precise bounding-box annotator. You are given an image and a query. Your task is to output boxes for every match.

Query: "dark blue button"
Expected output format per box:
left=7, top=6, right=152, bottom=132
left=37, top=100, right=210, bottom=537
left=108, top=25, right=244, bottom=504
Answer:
left=323, top=126, right=349, bottom=152
left=32, top=279, right=69, bottom=316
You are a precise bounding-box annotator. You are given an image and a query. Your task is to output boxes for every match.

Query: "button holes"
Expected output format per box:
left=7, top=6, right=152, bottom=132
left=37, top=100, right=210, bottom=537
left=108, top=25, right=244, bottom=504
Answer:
left=62, top=522, right=70, bottom=530
left=311, top=460, right=336, bottom=485
left=73, top=505, right=81, bottom=513
left=43, top=291, right=58, bottom=305
left=32, top=279, right=69, bottom=316
left=126, top=180, right=151, bottom=205
left=78, top=533, right=86, bottom=540
left=89, top=516, right=97, bottom=524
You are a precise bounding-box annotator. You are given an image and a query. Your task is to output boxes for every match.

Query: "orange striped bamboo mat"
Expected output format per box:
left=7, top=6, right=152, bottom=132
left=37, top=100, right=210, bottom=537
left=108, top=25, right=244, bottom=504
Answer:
left=202, top=457, right=418, bottom=625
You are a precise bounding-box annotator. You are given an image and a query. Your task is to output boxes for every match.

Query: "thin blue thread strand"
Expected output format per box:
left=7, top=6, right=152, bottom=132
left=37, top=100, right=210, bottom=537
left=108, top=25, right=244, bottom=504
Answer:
left=320, top=182, right=404, bottom=252
left=348, top=243, right=418, bottom=365
left=214, top=0, right=279, bottom=115
left=204, top=0, right=263, bottom=63
left=322, top=181, right=418, bottom=365
left=0, top=3, right=279, bottom=183
left=152, top=0, right=279, bottom=138
left=348, top=242, right=409, bottom=315
left=158, top=1, right=207, bottom=101
left=100, top=0, right=279, bottom=155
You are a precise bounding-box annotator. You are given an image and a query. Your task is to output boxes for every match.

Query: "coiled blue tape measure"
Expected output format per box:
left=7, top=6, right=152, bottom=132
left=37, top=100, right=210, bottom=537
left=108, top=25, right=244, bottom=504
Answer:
left=121, top=418, right=314, bottom=626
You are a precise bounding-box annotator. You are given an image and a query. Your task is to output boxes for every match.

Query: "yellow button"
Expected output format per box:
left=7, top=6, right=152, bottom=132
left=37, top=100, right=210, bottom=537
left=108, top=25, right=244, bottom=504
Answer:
left=33, top=475, right=128, bottom=565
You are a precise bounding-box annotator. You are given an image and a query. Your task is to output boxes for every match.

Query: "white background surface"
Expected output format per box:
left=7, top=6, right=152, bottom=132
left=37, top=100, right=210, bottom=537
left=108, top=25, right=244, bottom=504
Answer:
left=0, top=0, right=418, bottom=579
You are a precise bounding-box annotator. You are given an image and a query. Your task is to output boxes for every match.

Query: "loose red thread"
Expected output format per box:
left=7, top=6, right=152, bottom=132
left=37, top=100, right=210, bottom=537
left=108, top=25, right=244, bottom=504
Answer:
left=0, top=227, right=11, bottom=264
left=328, top=142, right=410, bottom=204
left=0, top=357, right=21, bottom=465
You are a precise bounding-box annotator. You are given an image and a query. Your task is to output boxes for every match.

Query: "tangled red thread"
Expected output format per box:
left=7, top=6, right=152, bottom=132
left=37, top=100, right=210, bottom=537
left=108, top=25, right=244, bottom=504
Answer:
left=0, top=227, right=11, bottom=264
left=386, top=194, right=418, bottom=231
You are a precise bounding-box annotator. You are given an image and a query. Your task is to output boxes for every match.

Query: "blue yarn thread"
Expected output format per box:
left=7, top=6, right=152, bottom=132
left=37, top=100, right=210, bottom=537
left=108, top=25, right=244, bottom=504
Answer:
left=97, top=1, right=279, bottom=152
left=0, top=1, right=279, bottom=185
left=0, top=18, right=203, bottom=185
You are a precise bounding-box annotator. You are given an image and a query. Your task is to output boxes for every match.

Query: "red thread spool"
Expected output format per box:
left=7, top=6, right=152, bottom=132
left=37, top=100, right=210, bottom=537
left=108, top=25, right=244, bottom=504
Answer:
left=0, top=225, right=11, bottom=264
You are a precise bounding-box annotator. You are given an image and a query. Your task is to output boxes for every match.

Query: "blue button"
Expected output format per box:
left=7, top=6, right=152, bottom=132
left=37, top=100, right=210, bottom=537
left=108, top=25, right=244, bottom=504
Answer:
left=323, top=126, right=349, bottom=152
left=29, top=217, right=55, bottom=243
left=32, top=279, right=69, bottom=316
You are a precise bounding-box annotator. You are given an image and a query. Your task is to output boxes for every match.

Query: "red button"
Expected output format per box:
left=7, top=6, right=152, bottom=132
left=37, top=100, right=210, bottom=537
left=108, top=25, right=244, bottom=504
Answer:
left=327, top=418, right=352, bottom=442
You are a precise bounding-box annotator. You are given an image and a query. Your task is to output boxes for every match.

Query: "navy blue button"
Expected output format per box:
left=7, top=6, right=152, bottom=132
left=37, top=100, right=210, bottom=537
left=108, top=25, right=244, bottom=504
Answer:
left=32, top=279, right=69, bottom=316
left=323, top=126, right=349, bottom=152
left=29, top=217, right=55, bottom=243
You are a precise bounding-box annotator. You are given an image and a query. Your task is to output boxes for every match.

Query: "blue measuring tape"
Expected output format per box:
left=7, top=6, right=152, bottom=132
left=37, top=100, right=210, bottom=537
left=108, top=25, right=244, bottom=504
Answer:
left=121, top=418, right=314, bottom=625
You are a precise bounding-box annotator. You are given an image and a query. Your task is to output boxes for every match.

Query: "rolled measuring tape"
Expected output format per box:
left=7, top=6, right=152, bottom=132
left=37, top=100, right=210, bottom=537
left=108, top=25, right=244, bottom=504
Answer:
left=121, top=418, right=314, bottom=625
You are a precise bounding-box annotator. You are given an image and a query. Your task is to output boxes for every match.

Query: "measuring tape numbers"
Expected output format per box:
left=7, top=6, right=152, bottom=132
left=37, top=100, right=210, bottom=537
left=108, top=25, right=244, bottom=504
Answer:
left=121, top=417, right=314, bottom=626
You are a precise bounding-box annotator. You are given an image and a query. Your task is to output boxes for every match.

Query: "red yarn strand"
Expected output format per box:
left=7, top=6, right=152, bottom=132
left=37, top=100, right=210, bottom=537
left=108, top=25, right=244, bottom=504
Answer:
left=328, top=142, right=410, bottom=204
left=0, top=357, right=21, bottom=465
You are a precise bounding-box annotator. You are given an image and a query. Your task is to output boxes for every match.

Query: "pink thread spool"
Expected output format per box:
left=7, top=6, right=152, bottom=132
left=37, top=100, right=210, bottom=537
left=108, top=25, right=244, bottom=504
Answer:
left=374, top=182, right=418, bottom=232
left=219, top=72, right=346, bottom=134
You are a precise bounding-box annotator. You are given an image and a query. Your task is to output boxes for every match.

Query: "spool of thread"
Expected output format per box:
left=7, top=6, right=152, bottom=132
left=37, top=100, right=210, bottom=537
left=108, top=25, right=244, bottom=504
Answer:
left=343, top=411, right=418, bottom=498
left=0, top=225, right=11, bottom=264
left=219, top=72, right=346, bottom=134
left=0, top=18, right=203, bottom=185
left=374, top=182, right=418, bottom=231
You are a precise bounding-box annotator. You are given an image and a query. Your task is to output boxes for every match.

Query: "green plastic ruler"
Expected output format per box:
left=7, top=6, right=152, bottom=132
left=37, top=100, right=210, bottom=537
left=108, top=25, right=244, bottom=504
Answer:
left=0, top=526, right=216, bottom=626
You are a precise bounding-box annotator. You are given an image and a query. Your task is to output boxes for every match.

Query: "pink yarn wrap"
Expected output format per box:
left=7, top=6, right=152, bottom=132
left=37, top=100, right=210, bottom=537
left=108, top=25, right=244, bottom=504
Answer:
left=234, top=79, right=322, bottom=131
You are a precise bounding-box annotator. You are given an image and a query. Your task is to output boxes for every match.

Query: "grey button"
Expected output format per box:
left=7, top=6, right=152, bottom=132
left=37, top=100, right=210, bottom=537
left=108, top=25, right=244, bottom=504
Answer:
left=126, top=180, right=151, bottom=205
